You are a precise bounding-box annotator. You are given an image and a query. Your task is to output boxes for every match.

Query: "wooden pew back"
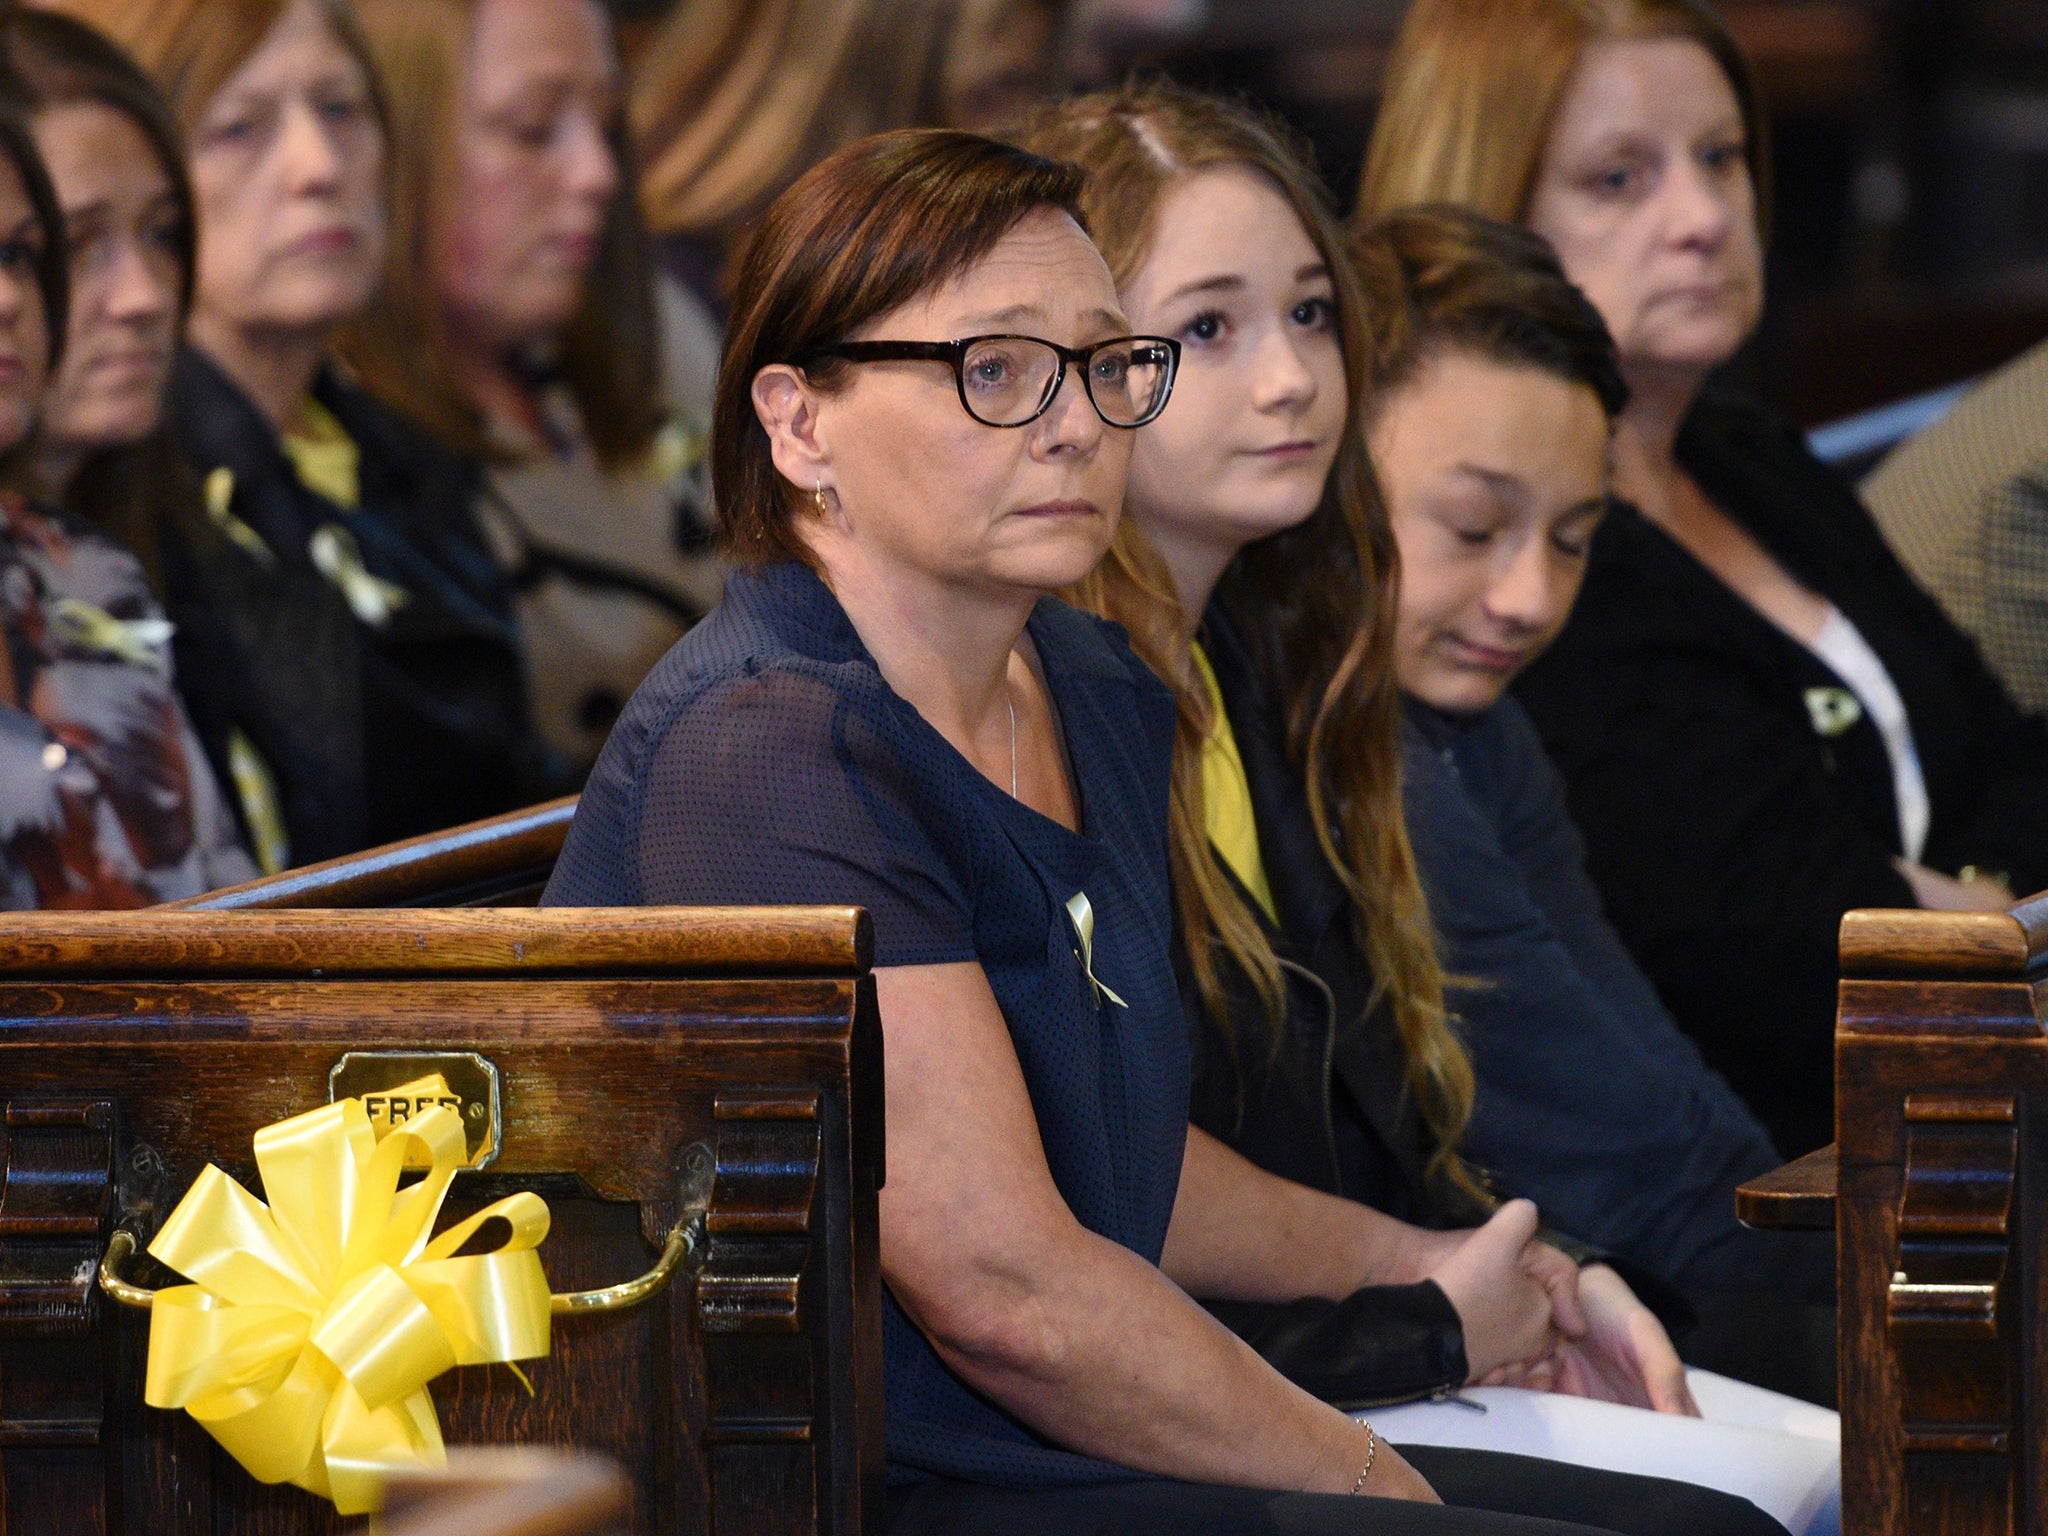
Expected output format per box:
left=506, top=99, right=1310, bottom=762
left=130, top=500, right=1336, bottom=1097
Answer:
left=168, top=797, right=580, bottom=911
left=0, top=908, right=884, bottom=1536
left=1833, top=889, right=2048, bottom=1536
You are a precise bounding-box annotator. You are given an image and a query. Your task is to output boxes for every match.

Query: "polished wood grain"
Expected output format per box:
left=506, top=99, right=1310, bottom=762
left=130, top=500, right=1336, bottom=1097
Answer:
left=0, top=907, right=872, bottom=978
left=170, top=798, right=579, bottom=912
left=1838, top=908, right=2035, bottom=979
left=1735, top=1144, right=1838, bottom=1231
left=1814, top=886, right=2048, bottom=1535
left=0, top=907, right=885, bottom=1536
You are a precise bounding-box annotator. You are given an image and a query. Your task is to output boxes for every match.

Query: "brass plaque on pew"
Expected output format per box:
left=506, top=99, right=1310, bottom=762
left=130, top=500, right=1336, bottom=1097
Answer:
left=328, top=1051, right=502, bottom=1168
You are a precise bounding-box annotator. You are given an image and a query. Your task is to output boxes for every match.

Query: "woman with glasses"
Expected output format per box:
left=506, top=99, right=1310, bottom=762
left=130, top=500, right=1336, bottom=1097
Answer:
left=546, top=127, right=1787, bottom=1535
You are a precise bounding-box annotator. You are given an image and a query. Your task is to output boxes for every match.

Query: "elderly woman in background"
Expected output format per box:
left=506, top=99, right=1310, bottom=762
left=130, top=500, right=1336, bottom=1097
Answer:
left=1358, top=0, right=2048, bottom=1161
left=342, top=0, right=719, bottom=770
left=47, top=0, right=556, bottom=871
left=0, top=78, right=253, bottom=906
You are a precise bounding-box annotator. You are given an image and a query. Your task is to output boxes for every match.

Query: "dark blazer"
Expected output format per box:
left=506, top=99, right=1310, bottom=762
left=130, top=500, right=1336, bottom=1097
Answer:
left=1401, top=696, right=1829, bottom=1302
left=1188, top=606, right=1475, bottom=1406
left=165, top=347, right=559, bottom=866
left=1188, top=607, right=1689, bottom=1406
left=1515, top=389, right=2048, bottom=1157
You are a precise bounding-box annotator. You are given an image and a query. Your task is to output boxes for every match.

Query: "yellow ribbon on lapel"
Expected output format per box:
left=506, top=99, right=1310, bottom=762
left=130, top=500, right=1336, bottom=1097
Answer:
left=203, top=466, right=278, bottom=567
left=1064, top=891, right=1128, bottom=1009
left=1803, top=686, right=1862, bottom=738
left=140, top=1084, right=552, bottom=1515
left=309, top=523, right=410, bottom=628
left=47, top=597, right=175, bottom=669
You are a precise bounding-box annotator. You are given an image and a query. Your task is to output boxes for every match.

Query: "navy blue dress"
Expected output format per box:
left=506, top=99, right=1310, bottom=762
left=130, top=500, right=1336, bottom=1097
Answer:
left=543, top=560, right=1189, bottom=1488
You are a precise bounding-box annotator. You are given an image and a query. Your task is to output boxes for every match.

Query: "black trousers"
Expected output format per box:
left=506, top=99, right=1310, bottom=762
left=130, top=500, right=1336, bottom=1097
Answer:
left=886, top=1446, right=1790, bottom=1536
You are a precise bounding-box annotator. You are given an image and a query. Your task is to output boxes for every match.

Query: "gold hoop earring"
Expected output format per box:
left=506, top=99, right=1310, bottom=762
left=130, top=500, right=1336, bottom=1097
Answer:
left=814, top=480, right=828, bottom=515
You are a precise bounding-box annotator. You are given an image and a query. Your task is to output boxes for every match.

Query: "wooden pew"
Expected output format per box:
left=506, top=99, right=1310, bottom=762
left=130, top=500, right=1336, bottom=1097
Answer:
left=168, top=796, right=580, bottom=911
left=0, top=907, right=884, bottom=1535
left=1738, top=887, right=2048, bottom=1536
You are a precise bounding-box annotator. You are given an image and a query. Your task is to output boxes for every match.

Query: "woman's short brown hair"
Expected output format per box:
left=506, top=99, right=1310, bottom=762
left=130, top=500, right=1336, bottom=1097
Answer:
left=712, top=128, right=1086, bottom=567
left=1352, top=204, right=1628, bottom=425
left=335, top=0, right=663, bottom=469
left=1356, top=0, right=1769, bottom=235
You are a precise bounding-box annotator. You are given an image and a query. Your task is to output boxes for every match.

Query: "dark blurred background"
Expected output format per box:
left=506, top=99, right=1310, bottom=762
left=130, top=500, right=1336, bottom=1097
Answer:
left=621, top=0, right=2048, bottom=429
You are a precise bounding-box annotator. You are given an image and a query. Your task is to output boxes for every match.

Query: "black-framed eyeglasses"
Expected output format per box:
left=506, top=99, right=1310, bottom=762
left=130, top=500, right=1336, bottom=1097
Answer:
left=800, top=334, right=1181, bottom=429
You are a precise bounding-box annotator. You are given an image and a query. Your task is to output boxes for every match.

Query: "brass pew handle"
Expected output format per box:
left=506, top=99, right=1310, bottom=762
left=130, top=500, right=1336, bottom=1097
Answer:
left=551, top=1211, right=704, bottom=1315
left=98, top=1229, right=156, bottom=1310
left=97, top=1211, right=708, bottom=1317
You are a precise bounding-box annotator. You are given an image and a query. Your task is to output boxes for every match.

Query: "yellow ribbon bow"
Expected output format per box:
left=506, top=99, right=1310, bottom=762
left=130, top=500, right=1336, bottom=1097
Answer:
left=1065, top=890, right=1128, bottom=1009
left=140, top=1085, right=552, bottom=1515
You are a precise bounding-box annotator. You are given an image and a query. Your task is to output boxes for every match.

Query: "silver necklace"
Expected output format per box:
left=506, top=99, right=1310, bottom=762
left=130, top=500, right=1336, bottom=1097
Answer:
left=1007, top=692, right=1018, bottom=798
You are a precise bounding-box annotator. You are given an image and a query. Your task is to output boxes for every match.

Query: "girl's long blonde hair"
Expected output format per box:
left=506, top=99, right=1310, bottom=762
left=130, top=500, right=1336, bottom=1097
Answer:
left=1016, top=82, right=1483, bottom=1204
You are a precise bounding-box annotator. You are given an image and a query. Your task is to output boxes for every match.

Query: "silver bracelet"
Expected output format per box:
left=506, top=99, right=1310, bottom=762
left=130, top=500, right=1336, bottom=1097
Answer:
left=1348, top=1422, right=1377, bottom=1495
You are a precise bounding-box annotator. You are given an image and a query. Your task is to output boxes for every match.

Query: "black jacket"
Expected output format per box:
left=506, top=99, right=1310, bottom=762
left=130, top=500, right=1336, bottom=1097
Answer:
left=1189, top=608, right=1687, bottom=1408
left=1515, top=389, right=2048, bottom=1157
left=165, top=347, right=559, bottom=866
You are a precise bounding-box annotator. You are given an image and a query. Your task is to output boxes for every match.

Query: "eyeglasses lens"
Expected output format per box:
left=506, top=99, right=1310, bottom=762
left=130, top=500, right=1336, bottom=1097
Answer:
left=1088, top=340, right=1173, bottom=427
left=961, top=338, right=1062, bottom=427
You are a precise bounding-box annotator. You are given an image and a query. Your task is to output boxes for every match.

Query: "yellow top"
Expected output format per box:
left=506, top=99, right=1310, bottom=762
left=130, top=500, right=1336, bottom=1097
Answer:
left=280, top=397, right=361, bottom=509
left=1191, top=640, right=1277, bottom=925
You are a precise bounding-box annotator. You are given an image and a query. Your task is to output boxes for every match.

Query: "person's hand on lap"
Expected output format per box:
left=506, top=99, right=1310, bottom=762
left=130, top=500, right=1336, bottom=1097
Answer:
left=1424, top=1199, right=1574, bottom=1380
left=1548, top=1263, right=1699, bottom=1415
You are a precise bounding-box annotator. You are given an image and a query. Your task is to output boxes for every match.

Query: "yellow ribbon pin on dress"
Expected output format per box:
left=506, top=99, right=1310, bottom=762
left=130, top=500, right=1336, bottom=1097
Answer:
left=47, top=597, right=175, bottom=669
left=203, top=466, right=278, bottom=567
left=1065, top=891, right=1128, bottom=1009
left=1803, top=686, right=1863, bottom=738
left=309, top=523, right=410, bottom=628
left=139, top=1081, right=552, bottom=1515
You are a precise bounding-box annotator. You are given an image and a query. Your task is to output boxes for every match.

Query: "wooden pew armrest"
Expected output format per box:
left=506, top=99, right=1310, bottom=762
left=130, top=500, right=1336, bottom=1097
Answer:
left=1735, top=1144, right=1837, bottom=1231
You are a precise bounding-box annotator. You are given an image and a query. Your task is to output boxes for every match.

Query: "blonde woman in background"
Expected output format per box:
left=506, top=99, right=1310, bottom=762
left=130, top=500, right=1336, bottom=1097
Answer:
left=1358, top=0, right=2048, bottom=1164
left=630, top=0, right=1073, bottom=421
left=342, top=0, right=721, bottom=771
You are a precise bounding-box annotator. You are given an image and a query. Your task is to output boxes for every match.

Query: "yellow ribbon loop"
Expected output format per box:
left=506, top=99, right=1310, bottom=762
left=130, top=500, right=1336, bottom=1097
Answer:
left=47, top=597, right=175, bottom=670
left=141, top=1086, right=552, bottom=1515
left=1803, top=685, right=1863, bottom=738
left=1064, top=890, right=1128, bottom=1009
left=309, top=523, right=410, bottom=628
left=203, top=466, right=278, bottom=567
